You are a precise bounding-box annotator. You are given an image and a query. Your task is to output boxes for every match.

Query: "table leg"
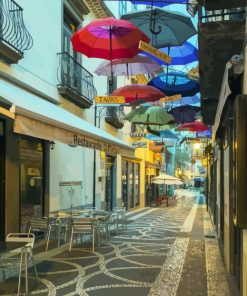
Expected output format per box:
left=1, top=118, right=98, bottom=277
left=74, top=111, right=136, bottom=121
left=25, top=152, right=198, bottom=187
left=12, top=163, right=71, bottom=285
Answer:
left=24, top=249, right=28, bottom=296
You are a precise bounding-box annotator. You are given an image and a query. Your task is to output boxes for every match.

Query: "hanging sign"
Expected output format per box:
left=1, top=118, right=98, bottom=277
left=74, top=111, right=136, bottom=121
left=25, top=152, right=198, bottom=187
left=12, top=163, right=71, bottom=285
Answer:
left=95, top=96, right=125, bottom=104
left=139, top=41, right=171, bottom=64
left=159, top=94, right=182, bottom=103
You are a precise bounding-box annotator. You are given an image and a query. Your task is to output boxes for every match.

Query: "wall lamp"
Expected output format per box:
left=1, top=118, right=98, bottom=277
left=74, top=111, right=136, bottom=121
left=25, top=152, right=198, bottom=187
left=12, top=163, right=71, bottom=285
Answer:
left=49, top=141, right=55, bottom=150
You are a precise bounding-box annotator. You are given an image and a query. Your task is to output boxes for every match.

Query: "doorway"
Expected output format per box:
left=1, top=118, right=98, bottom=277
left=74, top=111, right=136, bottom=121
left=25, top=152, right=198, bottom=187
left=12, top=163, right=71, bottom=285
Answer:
left=105, top=156, right=115, bottom=212
left=0, top=120, right=5, bottom=240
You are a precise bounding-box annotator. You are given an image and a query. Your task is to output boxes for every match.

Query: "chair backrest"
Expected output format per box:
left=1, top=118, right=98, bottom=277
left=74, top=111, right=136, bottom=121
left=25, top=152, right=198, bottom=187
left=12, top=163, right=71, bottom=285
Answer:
left=72, top=217, right=93, bottom=233
left=30, top=217, right=50, bottom=231
left=6, top=233, right=35, bottom=249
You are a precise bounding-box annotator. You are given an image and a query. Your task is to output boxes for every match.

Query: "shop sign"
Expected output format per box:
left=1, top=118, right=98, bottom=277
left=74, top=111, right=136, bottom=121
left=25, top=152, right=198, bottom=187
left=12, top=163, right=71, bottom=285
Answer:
left=159, top=94, right=182, bottom=103
left=139, top=41, right=171, bottom=64
left=73, top=134, right=120, bottom=155
left=95, top=96, right=125, bottom=104
left=130, top=132, right=146, bottom=138
left=154, top=153, right=162, bottom=161
left=132, top=141, right=147, bottom=148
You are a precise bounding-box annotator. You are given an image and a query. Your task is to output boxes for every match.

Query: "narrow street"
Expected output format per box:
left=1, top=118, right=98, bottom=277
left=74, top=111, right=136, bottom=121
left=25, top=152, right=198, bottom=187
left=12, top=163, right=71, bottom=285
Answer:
left=1, top=190, right=234, bottom=296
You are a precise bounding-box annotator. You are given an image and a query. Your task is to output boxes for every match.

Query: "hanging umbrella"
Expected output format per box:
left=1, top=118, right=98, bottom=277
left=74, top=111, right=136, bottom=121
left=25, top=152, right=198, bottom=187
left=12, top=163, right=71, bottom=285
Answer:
left=166, top=94, right=200, bottom=107
left=178, top=121, right=210, bottom=132
left=124, top=106, right=174, bottom=125
left=128, top=0, right=188, bottom=7
left=168, top=105, right=201, bottom=124
left=121, top=8, right=197, bottom=48
left=111, top=84, right=164, bottom=104
left=146, top=129, right=179, bottom=140
left=148, top=72, right=200, bottom=97
left=142, top=41, right=198, bottom=66
left=71, top=17, right=150, bottom=92
left=94, top=54, right=163, bottom=76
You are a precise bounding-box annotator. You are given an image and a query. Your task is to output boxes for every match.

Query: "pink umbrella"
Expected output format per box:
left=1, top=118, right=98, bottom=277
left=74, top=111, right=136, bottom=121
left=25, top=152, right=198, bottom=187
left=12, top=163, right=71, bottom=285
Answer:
left=177, top=121, right=210, bottom=131
left=94, top=54, right=163, bottom=77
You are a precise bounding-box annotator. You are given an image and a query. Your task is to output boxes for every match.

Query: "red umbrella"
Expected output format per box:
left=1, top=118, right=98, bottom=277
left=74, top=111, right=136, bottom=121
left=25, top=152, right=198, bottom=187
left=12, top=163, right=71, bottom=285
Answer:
left=177, top=121, right=210, bottom=131
left=111, top=84, right=165, bottom=104
left=71, top=17, right=150, bottom=60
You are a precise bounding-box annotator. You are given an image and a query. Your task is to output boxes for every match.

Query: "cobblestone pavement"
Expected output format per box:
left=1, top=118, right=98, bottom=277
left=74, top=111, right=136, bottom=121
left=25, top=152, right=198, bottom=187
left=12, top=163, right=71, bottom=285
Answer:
left=1, top=190, right=233, bottom=296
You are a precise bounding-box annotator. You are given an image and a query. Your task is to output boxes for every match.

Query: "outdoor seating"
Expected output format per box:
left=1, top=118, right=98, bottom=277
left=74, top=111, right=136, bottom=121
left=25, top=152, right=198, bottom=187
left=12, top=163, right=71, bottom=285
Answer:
left=113, top=207, right=127, bottom=230
left=28, top=217, right=57, bottom=251
left=0, top=233, right=38, bottom=295
left=69, top=217, right=100, bottom=252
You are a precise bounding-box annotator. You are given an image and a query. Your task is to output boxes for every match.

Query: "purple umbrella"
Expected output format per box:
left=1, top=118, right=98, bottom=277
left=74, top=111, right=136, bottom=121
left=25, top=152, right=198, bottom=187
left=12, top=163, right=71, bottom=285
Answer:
left=168, top=105, right=201, bottom=124
left=142, top=42, right=198, bottom=66
left=94, top=54, right=163, bottom=77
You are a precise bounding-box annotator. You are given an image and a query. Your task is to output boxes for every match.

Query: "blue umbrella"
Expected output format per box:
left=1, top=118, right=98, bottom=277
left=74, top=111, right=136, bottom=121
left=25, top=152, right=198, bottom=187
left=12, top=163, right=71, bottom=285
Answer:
left=128, top=0, right=188, bottom=7
left=146, top=130, right=179, bottom=140
left=148, top=71, right=200, bottom=97
left=142, top=42, right=198, bottom=66
left=166, top=94, right=200, bottom=107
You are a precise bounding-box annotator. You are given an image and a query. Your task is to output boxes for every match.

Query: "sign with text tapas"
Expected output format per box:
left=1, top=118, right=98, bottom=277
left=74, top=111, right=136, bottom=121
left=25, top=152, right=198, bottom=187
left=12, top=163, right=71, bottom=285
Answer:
left=159, top=94, right=182, bottom=103
left=139, top=41, right=171, bottom=64
left=95, top=96, right=125, bottom=104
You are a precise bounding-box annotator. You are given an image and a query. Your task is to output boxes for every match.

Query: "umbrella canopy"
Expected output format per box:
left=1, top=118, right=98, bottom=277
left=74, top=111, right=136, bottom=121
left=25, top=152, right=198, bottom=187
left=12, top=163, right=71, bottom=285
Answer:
left=94, top=54, right=163, bottom=76
left=153, top=173, right=178, bottom=181
left=146, top=129, right=179, bottom=140
left=111, top=84, right=164, bottom=104
left=142, top=41, right=198, bottom=66
left=148, top=72, right=200, bottom=97
left=71, top=17, right=150, bottom=60
left=125, top=106, right=175, bottom=125
left=178, top=121, right=210, bottom=132
left=166, top=94, right=200, bottom=107
left=152, top=179, right=183, bottom=185
left=168, top=105, right=201, bottom=124
left=121, top=8, right=197, bottom=48
left=128, top=0, right=188, bottom=7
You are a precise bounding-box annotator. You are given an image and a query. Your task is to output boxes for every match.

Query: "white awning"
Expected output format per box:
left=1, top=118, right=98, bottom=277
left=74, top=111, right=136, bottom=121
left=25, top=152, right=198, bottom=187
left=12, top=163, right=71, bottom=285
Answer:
left=0, top=79, right=134, bottom=157
left=212, top=62, right=232, bottom=141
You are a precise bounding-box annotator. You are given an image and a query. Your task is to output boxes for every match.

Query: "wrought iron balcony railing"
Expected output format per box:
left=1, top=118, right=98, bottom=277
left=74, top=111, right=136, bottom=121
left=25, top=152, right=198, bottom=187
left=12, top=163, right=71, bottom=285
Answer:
left=0, top=0, right=33, bottom=62
left=200, top=7, right=246, bottom=23
left=105, top=106, right=125, bottom=129
left=57, top=52, right=97, bottom=108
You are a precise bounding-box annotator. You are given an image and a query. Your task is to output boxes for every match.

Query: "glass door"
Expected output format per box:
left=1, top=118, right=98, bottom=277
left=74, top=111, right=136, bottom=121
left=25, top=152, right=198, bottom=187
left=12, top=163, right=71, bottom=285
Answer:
left=0, top=120, right=5, bottom=240
left=19, top=138, right=44, bottom=231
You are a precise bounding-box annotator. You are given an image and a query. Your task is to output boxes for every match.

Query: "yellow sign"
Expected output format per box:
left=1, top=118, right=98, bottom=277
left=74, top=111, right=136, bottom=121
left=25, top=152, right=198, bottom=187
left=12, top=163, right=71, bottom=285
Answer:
left=159, top=94, right=182, bottom=103
left=95, top=96, right=125, bottom=104
left=139, top=41, right=171, bottom=64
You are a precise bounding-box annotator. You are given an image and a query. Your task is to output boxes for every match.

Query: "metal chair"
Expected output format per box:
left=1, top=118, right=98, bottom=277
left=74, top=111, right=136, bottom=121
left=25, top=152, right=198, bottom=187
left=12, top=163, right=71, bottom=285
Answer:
left=113, top=207, right=127, bottom=231
left=69, top=217, right=100, bottom=252
left=0, top=233, right=38, bottom=295
left=28, top=217, right=56, bottom=251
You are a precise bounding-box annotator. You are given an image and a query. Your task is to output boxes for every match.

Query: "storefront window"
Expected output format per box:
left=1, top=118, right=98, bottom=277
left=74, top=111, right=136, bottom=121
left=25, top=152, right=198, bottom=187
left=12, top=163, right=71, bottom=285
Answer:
left=134, top=163, right=140, bottom=207
left=122, top=161, right=128, bottom=208
left=19, top=138, right=43, bottom=231
left=128, top=162, right=134, bottom=209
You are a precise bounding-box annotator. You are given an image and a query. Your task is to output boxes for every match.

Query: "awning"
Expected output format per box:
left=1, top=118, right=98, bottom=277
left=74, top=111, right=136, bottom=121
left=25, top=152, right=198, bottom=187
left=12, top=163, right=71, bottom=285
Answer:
left=212, top=62, right=232, bottom=141
left=0, top=79, right=134, bottom=157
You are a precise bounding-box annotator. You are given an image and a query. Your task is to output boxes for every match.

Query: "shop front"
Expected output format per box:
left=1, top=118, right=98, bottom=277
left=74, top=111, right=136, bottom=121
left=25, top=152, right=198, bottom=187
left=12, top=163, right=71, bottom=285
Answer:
left=121, top=158, right=140, bottom=210
left=0, top=79, right=134, bottom=237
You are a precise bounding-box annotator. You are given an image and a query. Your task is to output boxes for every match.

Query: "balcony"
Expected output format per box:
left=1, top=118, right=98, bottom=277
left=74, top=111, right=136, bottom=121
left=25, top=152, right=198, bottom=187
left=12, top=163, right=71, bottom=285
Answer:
left=0, top=0, right=33, bottom=64
left=105, top=106, right=125, bottom=129
left=57, top=52, right=96, bottom=108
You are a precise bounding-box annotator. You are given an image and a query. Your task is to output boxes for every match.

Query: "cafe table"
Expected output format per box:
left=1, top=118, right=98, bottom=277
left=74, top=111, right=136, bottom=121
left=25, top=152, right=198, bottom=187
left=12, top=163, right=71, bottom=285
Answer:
left=0, top=241, right=29, bottom=295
